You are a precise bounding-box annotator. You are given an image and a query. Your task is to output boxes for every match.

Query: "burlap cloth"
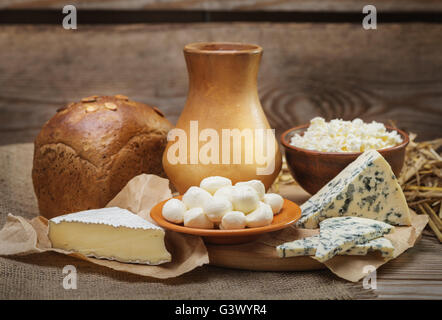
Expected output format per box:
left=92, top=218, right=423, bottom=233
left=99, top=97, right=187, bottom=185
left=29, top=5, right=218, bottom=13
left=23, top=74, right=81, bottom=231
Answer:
left=0, top=143, right=376, bottom=300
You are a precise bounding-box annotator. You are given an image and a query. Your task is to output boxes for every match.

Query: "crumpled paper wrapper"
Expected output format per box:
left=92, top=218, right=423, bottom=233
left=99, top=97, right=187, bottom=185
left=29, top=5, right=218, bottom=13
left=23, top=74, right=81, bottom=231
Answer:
left=323, top=212, right=427, bottom=282
left=0, top=174, right=209, bottom=279
left=0, top=173, right=429, bottom=282
left=272, top=184, right=429, bottom=282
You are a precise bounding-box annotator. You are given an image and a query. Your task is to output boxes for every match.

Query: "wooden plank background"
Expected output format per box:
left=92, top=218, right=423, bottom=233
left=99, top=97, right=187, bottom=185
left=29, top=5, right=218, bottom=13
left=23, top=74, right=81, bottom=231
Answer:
left=1, top=23, right=442, bottom=146
left=0, top=3, right=441, bottom=300
left=376, top=231, right=442, bottom=299
left=2, top=0, right=442, bottom=12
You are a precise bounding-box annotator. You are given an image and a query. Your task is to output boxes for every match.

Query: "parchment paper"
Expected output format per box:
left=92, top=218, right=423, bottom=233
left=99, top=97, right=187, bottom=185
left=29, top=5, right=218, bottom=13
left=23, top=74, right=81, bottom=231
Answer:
left=0, top=174, right=209, bottom=279
left=0, top=172, right=429, bottom=282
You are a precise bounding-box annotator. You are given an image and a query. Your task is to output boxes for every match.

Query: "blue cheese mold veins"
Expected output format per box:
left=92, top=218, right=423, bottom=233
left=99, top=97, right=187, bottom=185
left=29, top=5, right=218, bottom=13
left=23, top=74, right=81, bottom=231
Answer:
left=296, top=150, right=411, bottom=229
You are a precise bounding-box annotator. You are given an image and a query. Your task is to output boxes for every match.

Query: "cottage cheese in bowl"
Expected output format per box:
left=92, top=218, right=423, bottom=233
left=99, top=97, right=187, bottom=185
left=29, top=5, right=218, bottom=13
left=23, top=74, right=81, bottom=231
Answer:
left=289, top=117, right=403, bottom=153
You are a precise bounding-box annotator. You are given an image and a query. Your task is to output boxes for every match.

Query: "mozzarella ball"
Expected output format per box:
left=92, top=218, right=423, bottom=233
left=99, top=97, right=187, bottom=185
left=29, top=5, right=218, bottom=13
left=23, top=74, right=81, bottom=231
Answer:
left=263, top=193, right=284, bottom=215
left=200, top=176, right=232, bottom=195
left=182, top=186, right=212, bottom=209
left=220, top=211, right=246, bottom=230
left=235, top=180, right=265, bottom=200
left=231, top=185, right=260, bottom=213
left=183, top=207, right=214, bottom=229
left=246, top=202, right=273, bottom=228
left=203, top=197, right=233, bottom=223
left=162, top=198, right=186, bottom=224
left=214, top=186, right=235, bottom=202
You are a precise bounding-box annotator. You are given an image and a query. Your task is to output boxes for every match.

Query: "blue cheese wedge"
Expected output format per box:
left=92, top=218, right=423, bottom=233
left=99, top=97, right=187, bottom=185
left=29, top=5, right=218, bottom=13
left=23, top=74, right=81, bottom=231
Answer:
left=277, top=235, right=394, bottom=259
left=344, top=237, right=394, bottom=257
left=49, top=207, right=172, bottom=265
left=297, top=150, right=411, bottom=229
left=315, top=216, right=394, bottom=262
left=276, top=236, right=318, bottom=257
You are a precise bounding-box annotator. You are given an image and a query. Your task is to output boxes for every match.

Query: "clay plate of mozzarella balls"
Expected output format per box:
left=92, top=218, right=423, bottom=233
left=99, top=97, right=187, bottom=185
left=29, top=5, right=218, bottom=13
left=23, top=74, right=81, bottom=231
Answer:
left=150, top=176, right=301, bottom=242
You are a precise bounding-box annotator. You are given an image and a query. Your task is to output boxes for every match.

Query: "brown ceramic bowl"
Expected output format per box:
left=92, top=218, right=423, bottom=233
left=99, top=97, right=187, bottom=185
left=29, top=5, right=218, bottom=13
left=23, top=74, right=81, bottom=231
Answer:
left=280, top=124, right=409, bottom=195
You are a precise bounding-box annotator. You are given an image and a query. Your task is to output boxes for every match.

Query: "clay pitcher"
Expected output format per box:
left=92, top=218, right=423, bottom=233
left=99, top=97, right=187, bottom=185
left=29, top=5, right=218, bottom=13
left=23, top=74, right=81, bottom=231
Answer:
left=163, top=42, right=282, bottom=194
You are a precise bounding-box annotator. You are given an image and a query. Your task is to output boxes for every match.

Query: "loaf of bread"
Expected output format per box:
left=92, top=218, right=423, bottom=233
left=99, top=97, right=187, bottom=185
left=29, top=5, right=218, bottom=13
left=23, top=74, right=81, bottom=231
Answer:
left=32, top=95, right=173, bottom=219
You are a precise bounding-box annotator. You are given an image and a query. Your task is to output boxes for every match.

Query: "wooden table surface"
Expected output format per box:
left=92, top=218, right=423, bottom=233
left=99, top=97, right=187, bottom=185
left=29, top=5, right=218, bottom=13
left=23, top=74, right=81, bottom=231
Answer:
left=0, top=4, right=441, bottom=299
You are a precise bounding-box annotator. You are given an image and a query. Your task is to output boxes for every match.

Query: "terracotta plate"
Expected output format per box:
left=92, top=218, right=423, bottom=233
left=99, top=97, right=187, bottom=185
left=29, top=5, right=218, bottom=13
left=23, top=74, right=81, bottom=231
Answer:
left=150, top=196, right=302, bottom=244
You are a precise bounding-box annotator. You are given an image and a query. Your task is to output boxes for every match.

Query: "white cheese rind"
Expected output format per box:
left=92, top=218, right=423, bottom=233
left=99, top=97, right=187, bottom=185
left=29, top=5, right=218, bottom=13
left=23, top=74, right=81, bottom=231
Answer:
left=297, top=150, right=411, bottom=229
left=315, top=216, right=394, bottom=262
left=277, top=235, right=394, bottom=258
left=49, top=207, right=171, bottom=265
left=51, top=207, right=163, bottom=230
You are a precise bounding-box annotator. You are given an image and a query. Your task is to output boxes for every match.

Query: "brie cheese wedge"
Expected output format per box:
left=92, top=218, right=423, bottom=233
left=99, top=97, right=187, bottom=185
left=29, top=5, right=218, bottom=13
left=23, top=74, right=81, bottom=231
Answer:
left=49, top=207, right=171, bottom=265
